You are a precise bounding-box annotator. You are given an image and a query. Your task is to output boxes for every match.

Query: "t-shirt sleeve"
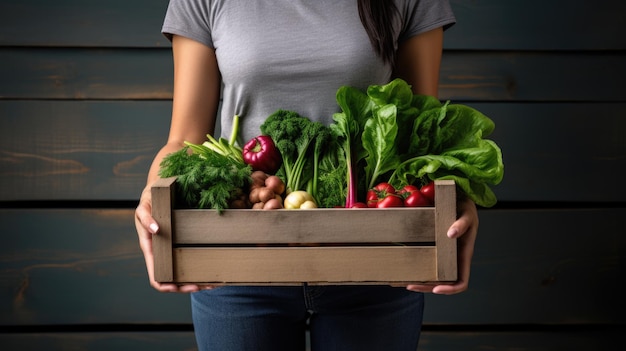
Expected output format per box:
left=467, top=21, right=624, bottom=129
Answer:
left=399, top=0, right=456, bottom=42
left=161, top=0, right=214, bottom=48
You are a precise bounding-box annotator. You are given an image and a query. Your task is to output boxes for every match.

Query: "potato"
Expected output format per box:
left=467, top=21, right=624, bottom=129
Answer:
left=264, top=175, right=285, bottom=195
left=250, top=170, right=268, bottom=188
left=248, top=187, right=261, bottom=203
left=258, top=187, right=275, bottom=203
left=263, top=198, right=283, bottom=210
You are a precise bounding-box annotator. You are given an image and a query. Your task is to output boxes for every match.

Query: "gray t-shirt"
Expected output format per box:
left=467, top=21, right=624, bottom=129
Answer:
left=162, top=0, right=455, bottom=142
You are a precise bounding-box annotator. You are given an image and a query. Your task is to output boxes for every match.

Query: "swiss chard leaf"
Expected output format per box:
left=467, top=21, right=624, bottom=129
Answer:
left=361, top=104, right=401, bottom=189
left=332, top=78, right=504, bottom=208
left=331, top=85, right=375, bottom=207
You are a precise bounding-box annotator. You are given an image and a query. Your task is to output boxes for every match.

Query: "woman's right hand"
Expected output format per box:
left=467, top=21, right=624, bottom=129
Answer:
left=134, top=185, right=212, bottom=293
left=134, top=35, right=222, bottom=293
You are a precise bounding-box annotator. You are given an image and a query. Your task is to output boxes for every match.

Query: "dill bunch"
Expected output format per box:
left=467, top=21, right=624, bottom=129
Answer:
left=159, top=146, right=252, bottom=211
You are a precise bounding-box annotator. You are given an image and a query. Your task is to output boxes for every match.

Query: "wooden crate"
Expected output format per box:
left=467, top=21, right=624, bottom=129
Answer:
left=151, top=178, right=457, bottom=285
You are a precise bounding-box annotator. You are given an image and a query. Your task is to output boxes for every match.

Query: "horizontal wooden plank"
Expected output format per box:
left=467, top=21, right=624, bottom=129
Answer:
left=441, top=52, right=626, bottom=102
left=0, top=48, right=173, bottom=100
left=172, top=246, right=440, bottom=284
left=1, top=209, right=192, bottom=326
left=0, top=329, right=622, bottom=351
left=0, top=332, right=197, bottom=351
left=419, top=329, right=622, bottom=351
left=424, top=207, right=626, bottom=325
left=446, top=0, right=626, bottom=50
left=476, top=102, right=626, bottom=202
left=1, top=208, right=624, bottom=325
left=1, top=101, right=624, bottom=202
left=1, top=0, right=625, bottom=51
left=2, top=48, right=625, bottom=102
left=169, top=207, right=440, bottom=244
left=0, top=0, right=170, bottom=48
left=0, top=101, right=171, bottom=201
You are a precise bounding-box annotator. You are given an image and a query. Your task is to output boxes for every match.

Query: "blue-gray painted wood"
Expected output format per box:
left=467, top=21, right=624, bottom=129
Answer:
left=446, top=0, right=626, bottom=50
left=0, top=332, right=198, bottom=351
left=1, top=101, right=624, bottom=202
left=2, top=48, right=624, bottom=102
left=1, top=209, right=191, bottom=326
left=1, top=0, right=625, bottom=50
left=2, top=0, right=625, bottom=348
left=1, top=329, right=622, bottom=351
left=2, top=208, right=624, bottom=325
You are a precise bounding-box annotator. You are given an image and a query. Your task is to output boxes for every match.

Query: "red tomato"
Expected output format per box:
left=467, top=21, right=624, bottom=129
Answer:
left=373, top=182, right=395, bottom=193
left=398, top=184, right=419, bottom=195
left=420, top=181, right=436, bottom=203
left=351, top=202, right=368, bottom=208
left=404, top=191, right=432, bottom=207
left=366, top=189, right=379, bottom=208
left=377, top=194, right=404, bottom=208
left=367, top=182, right=404, bottom=208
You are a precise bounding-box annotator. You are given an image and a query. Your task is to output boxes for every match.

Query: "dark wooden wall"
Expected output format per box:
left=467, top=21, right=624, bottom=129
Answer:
left=1, top=0, right=625, bottom=350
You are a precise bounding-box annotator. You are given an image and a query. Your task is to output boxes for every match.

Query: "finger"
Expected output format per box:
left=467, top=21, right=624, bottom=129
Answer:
left=438, top=278, right=469, bottom=294
left=154, top=282, right=182, bottom=293
left=406, top=284, right=435, bottom=293
left=448, top=199, right=478, bottom=239
left=136, top=203, right=159, bottom=235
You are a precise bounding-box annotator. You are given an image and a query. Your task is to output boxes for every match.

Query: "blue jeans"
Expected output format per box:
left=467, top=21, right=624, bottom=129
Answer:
left=191, top=285, right=424, bottom=351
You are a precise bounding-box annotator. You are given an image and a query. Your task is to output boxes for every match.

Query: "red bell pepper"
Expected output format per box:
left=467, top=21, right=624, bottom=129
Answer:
left=242, top=135, right=282, bottom=174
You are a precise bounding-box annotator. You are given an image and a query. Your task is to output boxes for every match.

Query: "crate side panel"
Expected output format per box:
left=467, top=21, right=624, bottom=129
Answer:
left=172, top=247, right=438, bottom=284
left=172, top=208, right=436, bottom=244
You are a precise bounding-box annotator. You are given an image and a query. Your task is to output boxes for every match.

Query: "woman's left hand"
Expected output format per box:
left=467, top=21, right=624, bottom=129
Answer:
left=406, top=196, right=479, bottom=294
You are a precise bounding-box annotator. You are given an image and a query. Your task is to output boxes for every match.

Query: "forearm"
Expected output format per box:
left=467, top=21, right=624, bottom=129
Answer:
left=393, top=27, right=444, bottom=97
left=144, top=142, right=188, bottom=189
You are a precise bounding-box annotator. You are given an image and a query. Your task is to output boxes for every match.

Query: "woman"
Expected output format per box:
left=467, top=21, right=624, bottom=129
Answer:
left=135, top=0, right=479, bottom=350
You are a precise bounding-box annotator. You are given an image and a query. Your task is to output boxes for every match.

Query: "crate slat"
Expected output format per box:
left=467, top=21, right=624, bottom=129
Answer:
left=173, top=208, right=436, bottom=244
left=173, top=246, right=438, bottom=285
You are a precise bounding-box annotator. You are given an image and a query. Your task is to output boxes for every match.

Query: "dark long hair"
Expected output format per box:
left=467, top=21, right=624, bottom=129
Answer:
left=357, top=0, right=399, bottom=65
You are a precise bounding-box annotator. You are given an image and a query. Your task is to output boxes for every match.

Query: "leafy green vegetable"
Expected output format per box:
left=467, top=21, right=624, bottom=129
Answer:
left=331, top=78, right=504, bottom=208
left=260, top=109, right=335, bottom=200
left=315, top=145, right=348, bottom=208
left=185, top=115, right=244, bottom=164
left=388, top=97, right=504, bottom=207
left=330, top=86, right=374, bottom=208
left=158, top=115, right=252, bottom=212
left=361, top=103, right=400, bottom=190
left=158, top=146, right=252, bottom=211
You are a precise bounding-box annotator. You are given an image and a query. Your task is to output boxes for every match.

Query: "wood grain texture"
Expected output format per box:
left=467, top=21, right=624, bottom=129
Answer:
left=0, top=329, right=622, bottom=351
left=2, top=0, right=625, bottom=347
left=434, top=180, right=457, bottom=281
left=151, top=177, right=174, bottom=282
left=2, top=208, right=624, bottom=325
left=0, top=332, right=198, bottom=351
left=0, top=0, right=170, bottom=48
left=418, top=329, right=623, bottom=351
left=424, top=208, right=626, bottom=325
left=2, top=101, right=624, bottom=202
left=2, top=49, right=625, bottom=102
left=0, top=101, right=171, bottom=201
left=1, top=0, right=625, bottom=50
left=173, top=246, right=440, bottom=284
left=0, top=48, right=173, bottom=100
left=446, top=0, right=626, bottom=50
left=1, top=209, right=192, bottom=326
left=152, top=179, right=457, bottom=284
